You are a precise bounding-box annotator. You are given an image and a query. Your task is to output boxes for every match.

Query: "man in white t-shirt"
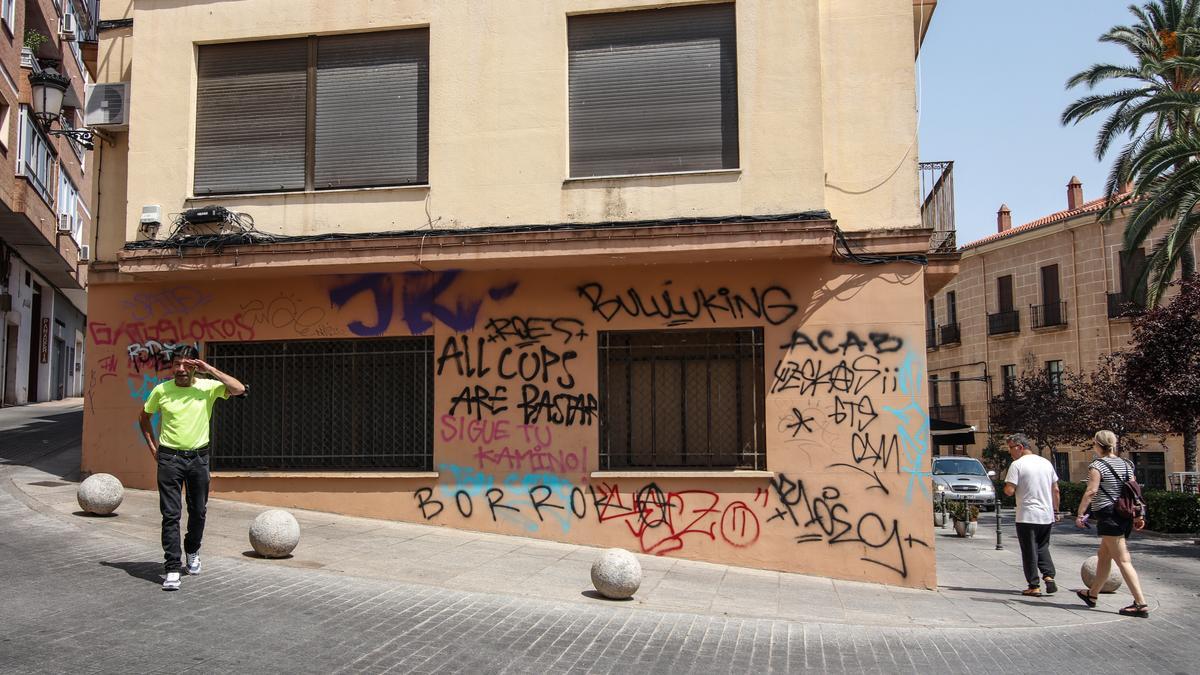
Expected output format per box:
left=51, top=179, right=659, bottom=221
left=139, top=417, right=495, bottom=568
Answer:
left=1003, top=433, right=1061, bottom=596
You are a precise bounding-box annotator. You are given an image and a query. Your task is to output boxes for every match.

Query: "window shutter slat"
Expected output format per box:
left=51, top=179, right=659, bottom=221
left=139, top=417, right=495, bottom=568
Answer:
left=568, top=4, right=739, bottom=177
left=195, top=39, right=308, bottom=194
left=314, top=29, right=429, bottom=188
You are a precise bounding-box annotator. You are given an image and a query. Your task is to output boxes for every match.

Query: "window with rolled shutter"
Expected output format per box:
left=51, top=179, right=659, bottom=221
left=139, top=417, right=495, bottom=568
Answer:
left=316, top=30, right=429, bottom=188
left=194, top=30, right=429, bottom=196
left=195, top=39, right=308, bottom=195
left=568, top=3, right=739, bottom=178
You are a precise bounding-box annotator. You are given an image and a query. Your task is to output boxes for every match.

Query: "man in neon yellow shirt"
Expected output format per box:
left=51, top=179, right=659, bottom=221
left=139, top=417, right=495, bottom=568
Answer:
left=139, top=349, right=245, bottom=591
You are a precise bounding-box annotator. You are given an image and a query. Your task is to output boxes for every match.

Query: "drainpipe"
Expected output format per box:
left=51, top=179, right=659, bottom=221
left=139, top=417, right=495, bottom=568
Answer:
left=1069, top=227, right=1084, bottom=368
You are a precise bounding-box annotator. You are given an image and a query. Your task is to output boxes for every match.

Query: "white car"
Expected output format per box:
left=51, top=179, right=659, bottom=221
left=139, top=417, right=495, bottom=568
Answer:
left=932, top=456, right=997, bottom=510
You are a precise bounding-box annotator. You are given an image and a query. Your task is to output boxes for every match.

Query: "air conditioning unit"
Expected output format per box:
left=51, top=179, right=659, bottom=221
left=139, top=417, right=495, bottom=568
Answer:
left=59, top=13, right=78, bottom=41
left=85, top=83, right=129, bottom=129
left=57, top=214, right=73, bottom=233
left=78, top=245, right=90, bottom=262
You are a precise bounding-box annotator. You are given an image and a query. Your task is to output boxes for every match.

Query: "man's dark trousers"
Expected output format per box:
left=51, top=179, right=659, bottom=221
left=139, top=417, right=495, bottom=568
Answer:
left=1014, top=522, right=1055, bottom=587
left=156, top=451, right=210, bottom=573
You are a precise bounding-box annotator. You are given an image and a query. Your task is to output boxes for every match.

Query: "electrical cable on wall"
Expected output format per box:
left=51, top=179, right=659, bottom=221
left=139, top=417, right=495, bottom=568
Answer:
left=125, top=211, right=835, bottom=254
left=831, top=224, right=928, bottom=267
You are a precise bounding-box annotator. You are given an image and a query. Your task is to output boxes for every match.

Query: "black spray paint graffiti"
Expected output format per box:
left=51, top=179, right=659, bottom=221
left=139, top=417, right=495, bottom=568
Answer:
left=578, top=281, right=798, bottom=327
left=766, top=473, right=928, bottom=579
left=126, top=340, right=199, bottom=373
left=779, top=329, right=904, bottom=355
left=437, top=318, right=598, bottom=426
left=483, top=317, right=588, bottom=347
left=770, top=354, right=899, bottom=397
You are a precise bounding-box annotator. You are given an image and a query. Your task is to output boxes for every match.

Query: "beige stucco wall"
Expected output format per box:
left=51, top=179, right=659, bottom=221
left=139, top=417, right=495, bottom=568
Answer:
left=96, top=0, right=918, bottom=253
left=81, top=258, right=936, bottom=588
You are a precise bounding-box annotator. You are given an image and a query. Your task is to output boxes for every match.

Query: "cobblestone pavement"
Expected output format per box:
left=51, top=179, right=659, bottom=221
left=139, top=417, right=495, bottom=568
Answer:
left=2, top=402, right=1199, bottom=673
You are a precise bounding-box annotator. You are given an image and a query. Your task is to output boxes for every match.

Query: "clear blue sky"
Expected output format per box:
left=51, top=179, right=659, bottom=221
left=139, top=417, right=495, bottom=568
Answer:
left=918, top=1, right=1136, bottom=245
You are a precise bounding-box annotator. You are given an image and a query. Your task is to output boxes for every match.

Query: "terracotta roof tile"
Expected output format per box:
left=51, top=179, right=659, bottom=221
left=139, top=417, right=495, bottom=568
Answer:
left=960, top=192, right=1128, bottom=250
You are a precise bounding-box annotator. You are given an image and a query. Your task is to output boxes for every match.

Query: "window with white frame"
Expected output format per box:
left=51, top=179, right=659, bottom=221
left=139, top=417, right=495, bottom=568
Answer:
left=64, top=1, right=87, bottom=78
left=17, top=107, right=58, bottom=204
left=1, top=0, right=15, bottom=31
left=57, top=172, right=82, bottom=244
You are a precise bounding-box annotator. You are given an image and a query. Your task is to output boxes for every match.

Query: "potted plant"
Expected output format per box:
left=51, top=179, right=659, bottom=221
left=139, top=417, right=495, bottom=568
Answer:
left=933, top=493, right=947, bottom=527
left=948, top=501, right=980, bottom=537
left=22, top=30, right=49, bottom=68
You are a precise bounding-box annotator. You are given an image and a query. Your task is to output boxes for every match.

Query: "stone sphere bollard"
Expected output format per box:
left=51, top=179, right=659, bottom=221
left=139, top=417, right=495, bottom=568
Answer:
left=249, top=509, right=300, bottom=558
left=77, top=473, right=123, bottom=515
left=1081, top=554, right=1123, bottom=593
left=590, top=548, right=642, bottom=600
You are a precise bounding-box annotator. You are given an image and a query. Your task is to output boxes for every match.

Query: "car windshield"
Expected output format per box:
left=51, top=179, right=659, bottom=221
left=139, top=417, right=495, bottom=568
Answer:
left=933, top=459, right=987, bottom=476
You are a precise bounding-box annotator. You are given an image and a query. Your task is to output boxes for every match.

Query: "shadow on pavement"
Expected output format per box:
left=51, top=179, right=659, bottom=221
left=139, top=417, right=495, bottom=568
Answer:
left=99, top=561, right=162, bottom=584
left=580, top=590, right=634, bottom=602
left=0, top=408, right=83, bottom=481
left=73, top=511, right=118, bottom=518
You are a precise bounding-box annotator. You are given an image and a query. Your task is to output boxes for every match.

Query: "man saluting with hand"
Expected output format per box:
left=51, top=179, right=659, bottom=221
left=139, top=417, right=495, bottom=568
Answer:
left=138, top=347, right=245, bottom=591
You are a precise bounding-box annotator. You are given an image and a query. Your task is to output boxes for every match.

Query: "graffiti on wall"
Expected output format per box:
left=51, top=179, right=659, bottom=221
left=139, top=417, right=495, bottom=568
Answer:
left=328, top=271, right=517, bottom=337
left=436, top=314, right=597, bottom=427
left=578, top=281, right=798, bottom=327
left=240, top=293, right=338, bottom=338
left=415, top=464, right=763, bottom=555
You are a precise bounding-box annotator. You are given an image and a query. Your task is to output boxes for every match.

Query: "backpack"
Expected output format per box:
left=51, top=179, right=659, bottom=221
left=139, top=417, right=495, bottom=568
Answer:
left=1097, top=459, right=1146, bottom=521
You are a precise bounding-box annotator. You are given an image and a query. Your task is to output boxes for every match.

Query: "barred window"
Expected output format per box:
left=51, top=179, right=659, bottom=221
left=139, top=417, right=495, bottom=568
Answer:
left=206, top=338, right=433, bottom=471
left=598, top=328, right=764, bottom=470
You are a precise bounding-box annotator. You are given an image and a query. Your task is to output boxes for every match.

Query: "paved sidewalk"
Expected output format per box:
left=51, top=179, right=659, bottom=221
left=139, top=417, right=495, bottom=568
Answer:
left=6, top=403, right=1197, bottom=631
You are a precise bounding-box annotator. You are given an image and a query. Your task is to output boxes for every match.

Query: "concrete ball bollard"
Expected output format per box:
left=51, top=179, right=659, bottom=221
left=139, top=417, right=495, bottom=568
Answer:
left=1080, top=554, right=1123, bottom=593
left=77, top=473, right=124, bottom=515
left=590, top=548, right=642, bottom=600
left=249, top=509, right=300, bottom=558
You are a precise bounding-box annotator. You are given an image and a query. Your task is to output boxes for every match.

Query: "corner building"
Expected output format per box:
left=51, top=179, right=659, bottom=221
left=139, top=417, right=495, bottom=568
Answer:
left=84, top=0, right=953, bottom=589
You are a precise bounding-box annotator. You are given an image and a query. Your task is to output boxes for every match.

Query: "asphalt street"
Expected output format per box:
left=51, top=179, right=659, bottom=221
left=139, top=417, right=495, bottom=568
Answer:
left=2, top=401, right=1198, bottom=674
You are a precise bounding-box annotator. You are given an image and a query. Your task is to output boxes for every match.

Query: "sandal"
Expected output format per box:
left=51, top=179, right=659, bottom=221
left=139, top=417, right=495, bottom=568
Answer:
left=1043, top=577, right=1057, bottom=594
left=1021, top=587, right=1042, bottom=597
left=1119, top=603, right=1150, bottom=618
left=1076, top=589, right=1098, bottom=608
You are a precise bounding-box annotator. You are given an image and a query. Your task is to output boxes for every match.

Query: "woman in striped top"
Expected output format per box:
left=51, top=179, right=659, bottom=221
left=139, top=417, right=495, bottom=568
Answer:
left=1074, top=430, right=1149, bottom=617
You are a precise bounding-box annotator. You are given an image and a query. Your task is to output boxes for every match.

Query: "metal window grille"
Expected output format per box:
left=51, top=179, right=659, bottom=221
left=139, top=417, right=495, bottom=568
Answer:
left=598, top=328, right=765, bottom=470
left=206, top=338, right=433, bottom=471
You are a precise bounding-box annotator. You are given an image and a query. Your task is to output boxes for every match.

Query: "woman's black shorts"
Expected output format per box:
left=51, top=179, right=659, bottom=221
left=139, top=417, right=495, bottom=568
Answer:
left=1092, top=506, right=1133, bottom=538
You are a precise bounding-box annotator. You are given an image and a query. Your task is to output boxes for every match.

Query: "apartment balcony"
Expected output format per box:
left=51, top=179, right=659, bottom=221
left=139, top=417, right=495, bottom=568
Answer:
left=939, top=323, right=960, bottom=346
left=1030, top=301, right=1067, bottom=329
left=926, top=327, right=937, bottom=350
left=920, top=161, right=956, bottom=254
left=929, top=404, right=965, bottom=424
left=987, top=309, right=1020, bottom=336
left=1107, top=293, right=1145, bottom=319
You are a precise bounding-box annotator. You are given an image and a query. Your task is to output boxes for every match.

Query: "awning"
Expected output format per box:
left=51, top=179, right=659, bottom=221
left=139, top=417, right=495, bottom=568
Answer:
left=931, top=418, right=975, bottom=446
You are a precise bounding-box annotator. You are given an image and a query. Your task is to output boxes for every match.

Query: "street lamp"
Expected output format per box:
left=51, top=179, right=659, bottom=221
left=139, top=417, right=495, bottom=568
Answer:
left=28, top=67, right=95, bottom=150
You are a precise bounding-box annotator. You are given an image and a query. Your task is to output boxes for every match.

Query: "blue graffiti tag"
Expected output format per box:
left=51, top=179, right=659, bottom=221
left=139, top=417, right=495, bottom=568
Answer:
left=329, top=271, right=517, bottom=336
left=882, top=350, right=932, bottom=502
left=436, top=463, right=580, bottom=533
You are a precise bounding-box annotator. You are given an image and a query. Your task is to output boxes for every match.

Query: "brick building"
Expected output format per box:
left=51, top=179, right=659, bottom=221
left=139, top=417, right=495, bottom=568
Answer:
left=0, top=0, right=96, bottom=405
left=927, top=177, right=1190, bottom=488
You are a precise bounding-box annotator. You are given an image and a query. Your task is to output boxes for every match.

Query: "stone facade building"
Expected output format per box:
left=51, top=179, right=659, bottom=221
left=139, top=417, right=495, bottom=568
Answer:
left=82, top=0, right=953, bottom=588
left=927, top=177, right=1189, bottom=488
left=0, top=0, right=96, bottom=406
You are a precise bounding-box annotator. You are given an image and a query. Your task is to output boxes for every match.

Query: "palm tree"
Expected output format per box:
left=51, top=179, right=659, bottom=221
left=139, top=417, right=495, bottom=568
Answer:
left=1062, top=0, right=1200, bottom=306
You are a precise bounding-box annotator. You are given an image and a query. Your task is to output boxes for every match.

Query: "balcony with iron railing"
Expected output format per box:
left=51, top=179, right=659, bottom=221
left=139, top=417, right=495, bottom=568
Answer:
left=920, top=161, right=956, bottom=253
left=939, top=323, right=960, bottom=346
left=1107, top=292, right=1145, bottom=319
left=987, top=309, right=1020, bottom=336
left=926, top=327, right=937, bottom=350
left=1030, top=301, right=1067, bottom=329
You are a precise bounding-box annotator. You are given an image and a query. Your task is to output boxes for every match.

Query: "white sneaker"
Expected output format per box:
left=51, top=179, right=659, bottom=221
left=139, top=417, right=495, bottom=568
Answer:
left=185, top=553, right=201, bottom=575
left=162, top=572, right=181, bottom=591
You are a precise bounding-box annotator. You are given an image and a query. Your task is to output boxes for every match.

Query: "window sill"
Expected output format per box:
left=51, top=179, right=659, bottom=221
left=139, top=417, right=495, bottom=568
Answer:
left=1031, top=323, right=1068, bottom=332
left=564, top=168, right=741, bottom=183
left=590, top=470, right=774, bottom=480
left=187, top=184, right=430, bottom=202
left=212, top=471, right=439, bottom=479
